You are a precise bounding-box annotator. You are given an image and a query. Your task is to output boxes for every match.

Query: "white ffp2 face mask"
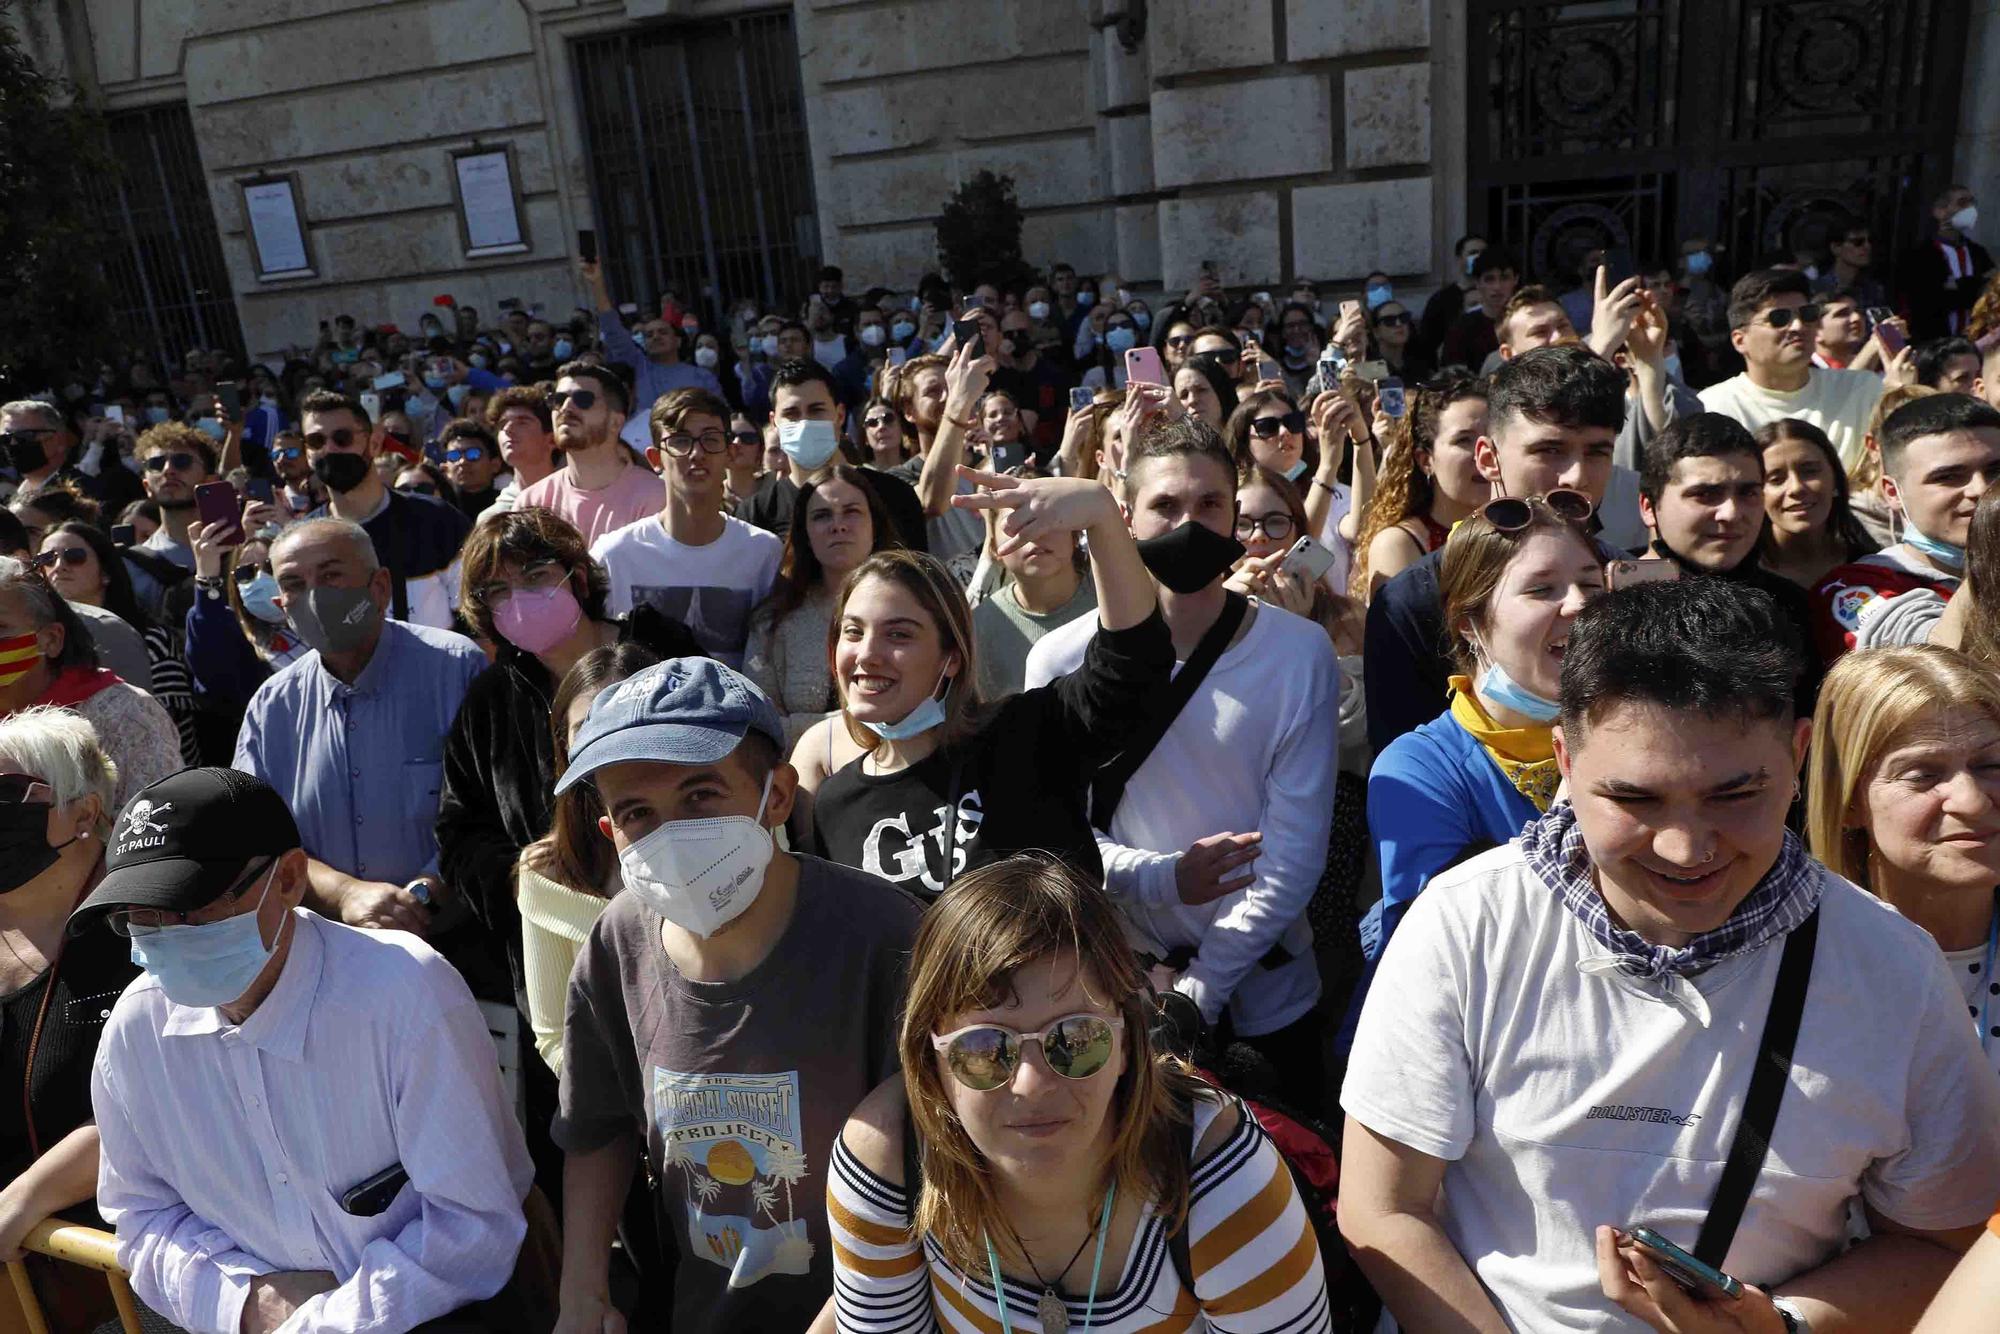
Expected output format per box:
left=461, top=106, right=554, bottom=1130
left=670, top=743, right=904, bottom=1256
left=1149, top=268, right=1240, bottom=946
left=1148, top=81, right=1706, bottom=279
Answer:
left=616, top=775, right=775, bottom=938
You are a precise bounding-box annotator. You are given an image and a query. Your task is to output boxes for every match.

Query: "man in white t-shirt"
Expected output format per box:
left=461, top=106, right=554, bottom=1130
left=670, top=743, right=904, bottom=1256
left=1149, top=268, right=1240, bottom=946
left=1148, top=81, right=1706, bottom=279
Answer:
left=1026, top=400, right=1339, bottom=1112
left=1699, top=269, right=1887, bottom=471
left=591, top=387, right=780, bottom=668
left=515, top=362, right=664, bottom=544
left=1341, top=577, right=2000, bottom=1332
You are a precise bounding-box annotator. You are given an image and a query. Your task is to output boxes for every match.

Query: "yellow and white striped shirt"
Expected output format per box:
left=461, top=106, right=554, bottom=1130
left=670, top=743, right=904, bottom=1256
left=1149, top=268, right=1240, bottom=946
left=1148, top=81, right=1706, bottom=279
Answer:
left=827, top=1094, right=1332, bottom=1333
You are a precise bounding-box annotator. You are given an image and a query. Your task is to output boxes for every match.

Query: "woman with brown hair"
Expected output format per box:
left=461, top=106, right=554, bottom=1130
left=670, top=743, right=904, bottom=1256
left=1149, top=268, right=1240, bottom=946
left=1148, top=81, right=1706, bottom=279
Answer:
left=793, top=469, right=1169, bottom=899
left=744, top=466, right=902, bottom=745
left=1349, top=369, right=1491, bottom=599
left=1757, top=417, right=1880, bottom=590
left=515, top=642, right=663, bottom=1074
left=436, top=506, right=697, bottom=1003
left=826, top=855, right=1329, bottom=1331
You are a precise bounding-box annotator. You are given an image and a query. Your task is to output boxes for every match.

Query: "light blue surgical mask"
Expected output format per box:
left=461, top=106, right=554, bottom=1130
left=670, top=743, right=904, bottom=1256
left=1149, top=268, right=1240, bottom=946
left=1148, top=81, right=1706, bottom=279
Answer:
left=240, top=572, right=286, bottom=625
left=1684, top=250, right=1713, bottom=277
left=862, top=670, right=950, bottom=741
left=1902, top=512, right=1966, bottom=571
left=144, top=406, right=170, bottom=425
left=1365, top=283, right=1394, bottom=310
left=1464, top=252, right=1480, bottom=277
left=1076, top=289, right=1095, bottom=309
left=1283, top=458, right=1309, bottom=482
left=1662, top=352, right=1683, bottom=382
left=422, top=373, right=449, bottom=392
left=1133, top=311, right=1152, bottom=331
left=778, top=418, right=840, bottom=470
left=552, top=338, right=574, bottom=361
left=1105, top=326, right=1137, bottom=354
left=1477, top=659, right=1561, bottom=723
left=195, top=417, right=225, bottom=442
left=127, top=862, right=282, bottom=1009
left=759, top=334, right=780, bottom=358
left=891, top=320, right=916, bottom=342
left=469, top=353, right=490, bottom=370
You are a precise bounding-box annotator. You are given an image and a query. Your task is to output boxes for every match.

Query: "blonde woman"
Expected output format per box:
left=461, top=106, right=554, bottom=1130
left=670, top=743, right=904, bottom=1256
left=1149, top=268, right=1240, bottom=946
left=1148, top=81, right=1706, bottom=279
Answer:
left=1807, top=645, right=2000, bottom=1072
left=827, top=856, right=1330, bottom=1332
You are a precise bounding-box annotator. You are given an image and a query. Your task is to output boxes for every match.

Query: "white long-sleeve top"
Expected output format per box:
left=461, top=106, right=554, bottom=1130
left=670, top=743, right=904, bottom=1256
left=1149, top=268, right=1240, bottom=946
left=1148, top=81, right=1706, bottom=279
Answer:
left=91, top=908, right=533, bottom=1334
left=1026, top=598, right=1340, bottom=1035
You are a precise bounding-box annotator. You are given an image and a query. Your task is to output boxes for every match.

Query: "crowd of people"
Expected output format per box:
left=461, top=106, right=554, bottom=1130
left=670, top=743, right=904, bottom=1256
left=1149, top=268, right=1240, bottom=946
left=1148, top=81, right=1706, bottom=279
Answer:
left=3, top=179, right=2000, bottom=1332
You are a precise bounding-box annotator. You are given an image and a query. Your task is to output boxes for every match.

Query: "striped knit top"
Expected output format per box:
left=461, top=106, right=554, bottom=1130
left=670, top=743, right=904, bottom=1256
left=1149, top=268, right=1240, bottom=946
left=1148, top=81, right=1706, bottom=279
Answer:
left=827, top=1093, right=1332, bottom=1333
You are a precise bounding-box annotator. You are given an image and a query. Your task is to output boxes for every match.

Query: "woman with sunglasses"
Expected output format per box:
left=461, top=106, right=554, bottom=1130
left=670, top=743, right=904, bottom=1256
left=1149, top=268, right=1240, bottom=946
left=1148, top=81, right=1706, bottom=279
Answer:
left=794, top=468, right=1169, bottom=900
left=1370, top=299, right=1431, bottom=383
left=0, top=709, right=137, bottom=1315
left=1805, top=647, right=2000, bottom=1078
left=828, top=856, right=1329, bottom=1332
left=437, top=507, right=698, bottom=1006
left=36, top=522, right=198, bottom=764
left=722, top=411, right=765, bottom=510
left=1350, top=369, right=1492, bottom=599
left=1364, top=492, right=1603, bottom=961
left=1757, top=417, right=1879, bottom=590
left=746, top=467, right=902, bottom=745
left=1155, top=314, right=1200, bottom=376
left=860, top=396, right=909, bottom=471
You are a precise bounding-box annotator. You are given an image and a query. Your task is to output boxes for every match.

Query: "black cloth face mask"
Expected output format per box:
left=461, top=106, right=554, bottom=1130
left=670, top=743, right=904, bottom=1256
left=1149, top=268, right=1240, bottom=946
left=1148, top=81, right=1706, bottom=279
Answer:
left=1135, top=519, right=1245, bottom=594
left=312, top=451, right=371, bottom=494
left=0, top=801, right=73, bottom=894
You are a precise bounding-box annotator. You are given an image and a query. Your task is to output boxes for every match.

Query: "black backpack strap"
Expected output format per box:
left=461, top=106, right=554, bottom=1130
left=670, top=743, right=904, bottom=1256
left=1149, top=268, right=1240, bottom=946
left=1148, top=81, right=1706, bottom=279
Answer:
left=900, top=1099, right=923, bottom=1218
left=1692, top=905, right=1819, bottom=1268
left=1091, top=592, right=1248, bottom=833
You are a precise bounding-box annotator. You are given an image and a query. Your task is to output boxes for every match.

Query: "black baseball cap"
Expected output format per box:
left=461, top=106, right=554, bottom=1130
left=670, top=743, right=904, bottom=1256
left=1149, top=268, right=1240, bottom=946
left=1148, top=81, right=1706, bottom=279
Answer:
left=69, top=768, right=301, bottom=935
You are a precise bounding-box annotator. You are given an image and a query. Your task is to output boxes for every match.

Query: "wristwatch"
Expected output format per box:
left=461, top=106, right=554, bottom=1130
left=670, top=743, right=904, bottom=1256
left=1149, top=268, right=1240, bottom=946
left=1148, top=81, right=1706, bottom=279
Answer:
left=1770, top=1295, right=1810, bottom=1333
left=195, top=574, right=227, bottom=601
left=404, top=878, right=440, bottom=914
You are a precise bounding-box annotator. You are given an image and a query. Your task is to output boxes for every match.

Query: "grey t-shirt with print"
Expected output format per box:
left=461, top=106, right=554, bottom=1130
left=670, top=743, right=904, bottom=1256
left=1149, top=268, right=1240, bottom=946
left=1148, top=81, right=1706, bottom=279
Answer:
left=554, top=854, right=920, bottom=1332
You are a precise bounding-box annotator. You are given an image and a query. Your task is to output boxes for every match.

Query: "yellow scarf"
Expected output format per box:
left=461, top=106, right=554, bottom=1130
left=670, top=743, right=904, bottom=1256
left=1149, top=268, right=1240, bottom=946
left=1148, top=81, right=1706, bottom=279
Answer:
left=1448, top=675, right=1561, bottom=811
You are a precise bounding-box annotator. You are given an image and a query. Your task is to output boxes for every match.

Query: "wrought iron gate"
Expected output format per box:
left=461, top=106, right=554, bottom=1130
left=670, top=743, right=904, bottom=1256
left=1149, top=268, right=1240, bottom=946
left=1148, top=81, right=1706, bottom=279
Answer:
left=82, top=103, right=245, bottom=369
left=1467, top=0, right=1971, bottom=291
left=571, top=11, right=820, bottom=326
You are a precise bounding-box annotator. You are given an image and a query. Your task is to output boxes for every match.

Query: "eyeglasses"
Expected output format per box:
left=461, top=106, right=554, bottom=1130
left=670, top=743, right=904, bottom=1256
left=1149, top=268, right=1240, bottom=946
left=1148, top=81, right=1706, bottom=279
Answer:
left=0, top=773, right=52, bottom=806
left=1757, top=303, right=1823, bottom=330
left=108, top=857, right=273, bottom=938
left=474, top=559, right=567, bottom=607
left=729, top=430, right=761, bottom=447
left=2, top=429, right=52, bottom=446
left=1248, top=412, right=1307, bottom=439
left=1479, top=489, right=1593, bottom=531
left=549, top=389, right=597, bottom=411
left=862, top=415, right=896, bottom=430
left=442, top=445, right=486, bottom=463
left=1165, top=334, right=1195, bottom=349
left=930, top=1013, right=1124, bottom=1091
left=1234, top=511, right=1296, bottom=541
left=30, top=548, right=89, bottom=571
left=303, top=429, right=357, bottom=450
left=662, top=430, right=728, bottom=457
left=1375, top=312, right=1412, bottom=327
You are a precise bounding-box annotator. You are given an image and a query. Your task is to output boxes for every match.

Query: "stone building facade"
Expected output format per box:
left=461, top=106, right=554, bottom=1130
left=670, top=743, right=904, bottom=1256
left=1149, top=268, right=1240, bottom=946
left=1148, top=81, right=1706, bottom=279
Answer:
left=14, top=0, right=1998, bottom=364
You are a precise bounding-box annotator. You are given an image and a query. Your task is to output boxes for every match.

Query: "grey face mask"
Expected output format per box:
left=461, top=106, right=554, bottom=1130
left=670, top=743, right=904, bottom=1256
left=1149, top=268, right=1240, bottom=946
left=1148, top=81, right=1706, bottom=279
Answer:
left=286, top=584, right=382, bottom=655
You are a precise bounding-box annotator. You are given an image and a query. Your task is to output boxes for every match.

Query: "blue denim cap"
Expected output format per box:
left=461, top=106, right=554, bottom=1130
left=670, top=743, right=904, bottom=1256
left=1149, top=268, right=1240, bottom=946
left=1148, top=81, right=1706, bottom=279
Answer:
left=554, top=657, right=787, bottom=794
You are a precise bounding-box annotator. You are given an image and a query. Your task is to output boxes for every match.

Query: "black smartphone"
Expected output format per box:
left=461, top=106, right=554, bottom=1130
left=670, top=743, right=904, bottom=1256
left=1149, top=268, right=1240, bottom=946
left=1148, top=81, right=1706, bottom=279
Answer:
left=991, top=441, right=1025, bottom=474
left=578, top=229, right=598, bottom=265
left=110, top=524, right=135, bottom=546
left=245, top=477, right=275, bottom=505
left=953, top=313, right=984, bottom=351
left=498, top=297, right=522, bottom=313
left=340, top=1163, right=409, bottom=1217
left=1602, top=246, right=1639, bottom=289
left=216, top=381, right=241, bottom=418
left=194, top=481, right=244, bottom=547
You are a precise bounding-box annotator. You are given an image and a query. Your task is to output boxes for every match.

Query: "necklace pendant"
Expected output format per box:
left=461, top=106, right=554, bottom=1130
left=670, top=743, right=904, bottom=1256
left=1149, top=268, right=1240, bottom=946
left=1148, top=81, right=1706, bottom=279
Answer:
left=1036, top=1287, right=1070, bottom=1334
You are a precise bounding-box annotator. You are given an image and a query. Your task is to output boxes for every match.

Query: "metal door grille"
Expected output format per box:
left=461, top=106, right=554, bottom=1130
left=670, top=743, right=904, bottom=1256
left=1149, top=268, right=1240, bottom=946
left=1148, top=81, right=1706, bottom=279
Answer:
left=572, top=11, right=820, bottom=325
left=1467, top=0, right=1971, bottom=293
left=81, top=103, right=245, bottom=369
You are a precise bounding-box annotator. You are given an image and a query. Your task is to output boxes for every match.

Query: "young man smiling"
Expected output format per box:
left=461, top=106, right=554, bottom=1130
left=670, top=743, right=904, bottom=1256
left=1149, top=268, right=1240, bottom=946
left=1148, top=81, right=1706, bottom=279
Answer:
left=550, top=658, right=917, bottom=1334
left=1811, top=394, right=2000, bottom=658
left=1342, top=579, right=2000, bottom=1332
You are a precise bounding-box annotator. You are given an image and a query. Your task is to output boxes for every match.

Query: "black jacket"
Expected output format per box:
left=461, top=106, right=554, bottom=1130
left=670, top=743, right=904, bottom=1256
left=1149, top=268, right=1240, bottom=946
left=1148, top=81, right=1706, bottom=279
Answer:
left=435, top=606, right=700, bottom=1004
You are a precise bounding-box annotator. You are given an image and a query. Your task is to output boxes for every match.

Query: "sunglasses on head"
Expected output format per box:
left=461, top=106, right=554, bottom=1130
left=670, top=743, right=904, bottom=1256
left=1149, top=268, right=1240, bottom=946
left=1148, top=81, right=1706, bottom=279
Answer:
left=443, top=445, right=485, bottom=463
left=30, top=548, right=88, bottom=571
left=142, top=452, right=199, bottom=473
left=0, top=773, right=53, bottom=806
left=1480, top=488, right=1593, bottom=531
left=931, top=1013, right=1124, bottom=1091
left=303, top=429, right=357, bottom=450
left=1249, top=411, right=1307, bottom=438
left=1757, top=303, right=1823, bottom=330
left=549, top=388, right=598, bottom=411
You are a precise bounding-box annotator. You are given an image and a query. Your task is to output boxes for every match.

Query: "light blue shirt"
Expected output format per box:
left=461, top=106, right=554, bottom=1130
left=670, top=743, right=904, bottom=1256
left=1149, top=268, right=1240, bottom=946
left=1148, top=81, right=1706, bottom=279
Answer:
left=233, top=618, right=485, bottom=884
left=596, top=308, right=724, bottom=413
left=93, top=909, right=533, bottom=1334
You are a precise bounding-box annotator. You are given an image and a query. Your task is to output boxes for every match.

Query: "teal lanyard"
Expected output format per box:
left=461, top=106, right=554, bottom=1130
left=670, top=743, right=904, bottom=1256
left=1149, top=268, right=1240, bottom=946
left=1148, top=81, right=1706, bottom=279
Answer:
left=983, top=1180, right=1117, bottom=1334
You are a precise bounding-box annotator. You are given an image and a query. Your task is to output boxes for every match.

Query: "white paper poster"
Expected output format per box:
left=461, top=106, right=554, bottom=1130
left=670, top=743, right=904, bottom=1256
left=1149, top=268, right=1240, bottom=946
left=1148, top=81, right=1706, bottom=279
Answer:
left=456, top=150, right=524, bottom=253
left=244, top=180, right=310, bottom=277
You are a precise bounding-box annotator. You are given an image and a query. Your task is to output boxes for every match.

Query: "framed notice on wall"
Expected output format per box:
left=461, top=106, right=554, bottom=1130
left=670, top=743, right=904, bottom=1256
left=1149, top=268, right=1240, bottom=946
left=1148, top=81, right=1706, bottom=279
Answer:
left=451, top=143, right=529, bottom=257
left=240, top=175, right=314, bottom=281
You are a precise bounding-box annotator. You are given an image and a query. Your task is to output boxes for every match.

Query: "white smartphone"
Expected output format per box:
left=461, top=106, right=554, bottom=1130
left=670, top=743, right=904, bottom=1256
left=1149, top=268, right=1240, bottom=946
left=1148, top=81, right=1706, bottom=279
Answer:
left=359, top=392, right=382, bottom=421
left=1278, top=536, right=1337, bottom=583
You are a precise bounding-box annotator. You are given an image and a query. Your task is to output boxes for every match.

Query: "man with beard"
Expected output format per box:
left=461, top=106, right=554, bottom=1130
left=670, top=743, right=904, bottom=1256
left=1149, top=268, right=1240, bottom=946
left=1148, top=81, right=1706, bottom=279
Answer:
left=131, top=422, right=218, bottom=573
left=297, top=390, right=469, bottom=631
left=511, top=363, right=659, bottom=544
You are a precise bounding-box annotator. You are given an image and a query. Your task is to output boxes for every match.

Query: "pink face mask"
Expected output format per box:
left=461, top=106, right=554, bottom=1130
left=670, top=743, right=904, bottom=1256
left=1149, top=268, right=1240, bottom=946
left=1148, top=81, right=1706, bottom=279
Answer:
left=494, top=583, right=584, bottom=655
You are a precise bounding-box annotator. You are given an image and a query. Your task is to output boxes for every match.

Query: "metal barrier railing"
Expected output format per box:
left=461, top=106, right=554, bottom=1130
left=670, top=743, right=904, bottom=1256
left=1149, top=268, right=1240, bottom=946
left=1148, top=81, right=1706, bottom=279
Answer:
left=6, top=1219, right=143, bottom=1334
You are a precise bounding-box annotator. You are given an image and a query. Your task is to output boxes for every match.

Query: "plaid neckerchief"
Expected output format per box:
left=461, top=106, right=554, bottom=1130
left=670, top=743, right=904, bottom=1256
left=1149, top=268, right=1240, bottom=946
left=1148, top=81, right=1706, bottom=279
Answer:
left=1521, top=802, right=1822, bottom=980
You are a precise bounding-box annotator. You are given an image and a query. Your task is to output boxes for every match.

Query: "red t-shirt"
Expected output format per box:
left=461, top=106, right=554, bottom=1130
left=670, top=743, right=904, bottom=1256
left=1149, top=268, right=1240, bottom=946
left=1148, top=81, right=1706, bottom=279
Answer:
left=1810, top=552, right=1957, bottom=661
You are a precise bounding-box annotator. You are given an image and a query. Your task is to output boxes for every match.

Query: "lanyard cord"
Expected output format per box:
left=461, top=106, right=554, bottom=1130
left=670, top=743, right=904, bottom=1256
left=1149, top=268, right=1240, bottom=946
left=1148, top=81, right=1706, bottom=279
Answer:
left=984, top=1180, right=1117, bottom=1334
left=1979, top=890, right=1999, bottom=1055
